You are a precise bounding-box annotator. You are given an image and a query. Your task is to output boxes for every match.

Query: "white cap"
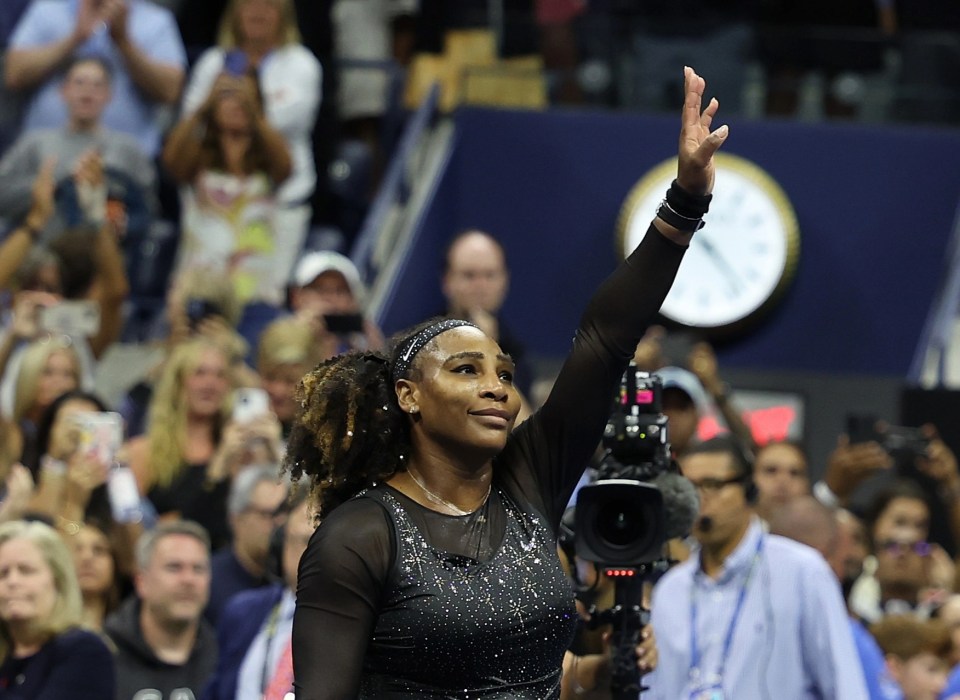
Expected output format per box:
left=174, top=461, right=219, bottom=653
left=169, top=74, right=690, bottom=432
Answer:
left=655, top=366, right=710, bottom=414
left=293, top=251, right=365, bottom=303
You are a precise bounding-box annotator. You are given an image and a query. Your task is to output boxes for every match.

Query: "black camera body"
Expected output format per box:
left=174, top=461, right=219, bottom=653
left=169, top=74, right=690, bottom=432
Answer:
left=575, top=368, right=671, bottom=568
left=846, top=413, right=931, bottom=460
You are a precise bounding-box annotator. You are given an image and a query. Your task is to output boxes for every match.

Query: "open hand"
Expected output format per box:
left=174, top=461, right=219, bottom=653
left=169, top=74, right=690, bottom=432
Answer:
left=677, top=66, right=729, bottom=196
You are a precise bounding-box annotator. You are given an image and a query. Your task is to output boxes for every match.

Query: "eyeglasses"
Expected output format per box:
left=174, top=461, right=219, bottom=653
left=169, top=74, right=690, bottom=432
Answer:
left=878, top=539, right=931, bottom=557
left=244, top=506, right=282, bottom=521
left=688, top=475, right=745, bottom=495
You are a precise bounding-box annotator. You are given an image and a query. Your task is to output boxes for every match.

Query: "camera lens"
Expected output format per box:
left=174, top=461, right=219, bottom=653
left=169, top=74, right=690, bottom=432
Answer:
left=595, top=499, right=649, bottom=549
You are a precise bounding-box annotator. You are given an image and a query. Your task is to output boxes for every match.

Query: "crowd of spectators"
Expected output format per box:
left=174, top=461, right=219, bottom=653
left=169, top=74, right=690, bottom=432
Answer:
left=0, top=1, right=957, bottom=699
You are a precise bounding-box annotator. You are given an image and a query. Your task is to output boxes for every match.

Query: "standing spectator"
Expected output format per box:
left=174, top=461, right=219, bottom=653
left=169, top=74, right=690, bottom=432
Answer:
left=441, top=229, right=532, bottom=394
left=181, top=0, right=321, bottom=292
left=4, top=0, right=187, bottom=157
left=753, top=440, right=811, bottom=522
left=645, top=437, right=868, bottom=698
left=105, top=521, right=217, bottom=700
left=0, top=519, right=116, bottom=700
left=0, top=55, right=155, bottom=237
left=163, top=74, right=293, bottom=348
left=206, top=465, right=289, bottom=626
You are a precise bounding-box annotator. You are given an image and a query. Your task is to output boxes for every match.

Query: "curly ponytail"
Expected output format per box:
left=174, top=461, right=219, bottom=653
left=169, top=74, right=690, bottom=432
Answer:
left=284, top=350, right=410, bottom=516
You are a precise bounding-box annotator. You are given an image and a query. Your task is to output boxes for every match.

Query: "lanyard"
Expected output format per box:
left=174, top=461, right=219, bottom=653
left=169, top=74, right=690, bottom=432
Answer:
left=259, top=600, right=284, bottom=695
left=689, top=534, right=764, bottom=683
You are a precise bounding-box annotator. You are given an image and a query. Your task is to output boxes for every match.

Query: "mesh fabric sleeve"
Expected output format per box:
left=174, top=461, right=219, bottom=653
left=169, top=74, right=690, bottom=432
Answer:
left=497, top=225, right=688, bottom=531
left=293, top=496, right=394, bottom=700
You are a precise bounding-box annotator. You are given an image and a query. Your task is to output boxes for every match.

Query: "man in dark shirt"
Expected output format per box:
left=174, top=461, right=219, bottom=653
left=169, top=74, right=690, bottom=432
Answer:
left=206, top=465, right=289, bottom=626
left=105, top=520, right=217, bottom=700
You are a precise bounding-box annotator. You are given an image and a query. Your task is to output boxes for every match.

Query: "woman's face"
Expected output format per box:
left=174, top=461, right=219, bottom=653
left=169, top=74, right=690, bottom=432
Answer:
left=402, top=327, right=521, bottom=457
left=237, top=0, right=283, bottom=46
left=69, top=525, right=114, bottom=598
left=48, top=398, right=100, bottom=461
left=35, top=349, right=79, bottom=411
left=0, top=538, right=57, bottom=626
left=261, top=362, right=306, bottom=423
left=183, top=348, right=232, bottom=418
left=213, top=94, right=251, bottom=136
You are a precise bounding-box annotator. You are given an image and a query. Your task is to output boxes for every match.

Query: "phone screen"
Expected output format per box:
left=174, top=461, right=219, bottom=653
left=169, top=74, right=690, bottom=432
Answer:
left=233, top=388, right=271, bottom=424
left=324, top=313, right=364, bottom=334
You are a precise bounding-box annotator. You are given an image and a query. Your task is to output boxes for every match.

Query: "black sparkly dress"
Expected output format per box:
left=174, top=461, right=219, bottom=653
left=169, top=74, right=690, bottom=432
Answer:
left=294, top=225, right=688, bottom=699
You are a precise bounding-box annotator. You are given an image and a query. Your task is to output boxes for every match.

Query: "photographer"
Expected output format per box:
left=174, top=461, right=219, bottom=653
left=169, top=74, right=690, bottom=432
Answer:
left=818, top=420, right=960, bottom=557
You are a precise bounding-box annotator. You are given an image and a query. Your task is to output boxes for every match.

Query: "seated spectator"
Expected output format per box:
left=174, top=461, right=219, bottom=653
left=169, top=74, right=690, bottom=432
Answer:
left=1, top=336, right=84, bottom=467
left=256, top=316, right=320, bottom=438
left=203, top=485, right=315, bottom=700
left=120, top=266, right=251, bottom=439
left=0, top=519, right=116, bottom=700
left=753, top=439, right=811, bottom=522
left=0, top=417, right=33, bottom=525
left=4, top=0, right=187, bottom=157
left=206, top=464, right=288, bottom=626
left=650, top=365, right=708, bottom=459
left=182, top=0, right=321, bottom=268
left=163, top=74, right=293, bottom=347
left=25, top=390, right=143, bottom=577
left=67, top=519, right=123, bottom=631
left=125, top=338, right=281, bottom=549
left=870, top=615, right=952, bottom=700
left=289, top=250, right=384, bottom=360
left=105, top=520, right=217, bottom=700
left=0, top=55, right=156, bottom=238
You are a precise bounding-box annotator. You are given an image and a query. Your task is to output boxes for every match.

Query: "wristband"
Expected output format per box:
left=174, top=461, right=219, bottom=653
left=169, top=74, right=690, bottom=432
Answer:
left=656, top=180, right=713, bottom=233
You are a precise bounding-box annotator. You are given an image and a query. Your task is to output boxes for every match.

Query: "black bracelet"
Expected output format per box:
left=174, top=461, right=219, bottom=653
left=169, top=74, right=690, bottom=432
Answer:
left=656, top=180, right=713, bottom=233
left=666, top=179, right=712, bottom=219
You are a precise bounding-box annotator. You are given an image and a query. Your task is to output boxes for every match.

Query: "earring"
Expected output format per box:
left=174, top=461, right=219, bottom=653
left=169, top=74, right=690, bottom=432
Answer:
left=409, top=406, right=418, bottom=414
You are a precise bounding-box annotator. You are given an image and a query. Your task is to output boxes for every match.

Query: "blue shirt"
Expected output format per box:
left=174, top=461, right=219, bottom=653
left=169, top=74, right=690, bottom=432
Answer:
left=9, top=0, right=185, bottom=155
left=850, top=616, right=891, bottom=699
left=941, top=664, right=960, bottom=699
left=646, top=518, right=869, bottom=699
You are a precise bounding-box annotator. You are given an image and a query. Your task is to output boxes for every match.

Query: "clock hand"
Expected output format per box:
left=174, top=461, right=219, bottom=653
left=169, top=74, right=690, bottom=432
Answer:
left=698, top=234, right=742, bottom=295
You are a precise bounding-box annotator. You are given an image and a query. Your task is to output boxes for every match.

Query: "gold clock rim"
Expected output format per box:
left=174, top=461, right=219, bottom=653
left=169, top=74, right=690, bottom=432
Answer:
left=615, top=152, right=801, bottom=336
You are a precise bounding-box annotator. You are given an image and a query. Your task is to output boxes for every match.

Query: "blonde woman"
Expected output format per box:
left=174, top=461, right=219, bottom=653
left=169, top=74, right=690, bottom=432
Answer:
left=0, top=520, right=115, bottom=698
left=126, top=338, right=281, bottom=549
left=180, top=0, right=322, bottom=307
left=256, top=316, right=322, bottom=437
left=0, top=337, right=85, bottom=470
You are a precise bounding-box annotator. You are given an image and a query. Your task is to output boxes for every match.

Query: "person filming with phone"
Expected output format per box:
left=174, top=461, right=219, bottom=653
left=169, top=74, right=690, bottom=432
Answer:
left=288, top=249, right=384, bottom=361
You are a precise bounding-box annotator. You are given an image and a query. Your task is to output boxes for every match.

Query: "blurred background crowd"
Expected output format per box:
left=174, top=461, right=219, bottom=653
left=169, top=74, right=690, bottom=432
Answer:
left=0, top=0, right=957, bottom=698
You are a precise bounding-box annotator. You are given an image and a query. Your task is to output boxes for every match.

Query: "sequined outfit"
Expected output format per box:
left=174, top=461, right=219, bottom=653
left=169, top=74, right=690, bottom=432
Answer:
left=294, top=225, right=688, bottom=699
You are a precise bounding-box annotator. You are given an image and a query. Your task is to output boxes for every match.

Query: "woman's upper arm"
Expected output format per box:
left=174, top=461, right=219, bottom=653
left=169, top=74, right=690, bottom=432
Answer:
left=293, top=499, right=392, bottom=699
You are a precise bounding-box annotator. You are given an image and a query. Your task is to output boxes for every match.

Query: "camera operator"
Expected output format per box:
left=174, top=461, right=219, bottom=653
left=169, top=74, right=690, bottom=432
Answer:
left=644, top=436, right=868, bottom=699
left=558, top=508, right=659, bottom=699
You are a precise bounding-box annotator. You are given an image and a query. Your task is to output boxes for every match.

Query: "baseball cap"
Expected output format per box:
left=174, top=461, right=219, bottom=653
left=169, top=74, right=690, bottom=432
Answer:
left=293, top=251, right=365, bottom=303
left=655, top=366, right=709, bottom=414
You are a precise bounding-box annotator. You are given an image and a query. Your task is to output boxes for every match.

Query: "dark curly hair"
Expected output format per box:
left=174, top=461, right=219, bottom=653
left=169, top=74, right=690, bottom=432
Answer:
left=284, top=317, right=454, bottom=516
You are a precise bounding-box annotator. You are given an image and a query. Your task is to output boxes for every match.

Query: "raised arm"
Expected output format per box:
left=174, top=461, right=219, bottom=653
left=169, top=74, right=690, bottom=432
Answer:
left=510, top=67, right=730, bottom=523
left=105, top=1, right=184, bottom=105
left=0, top=159, right=55, bottom=291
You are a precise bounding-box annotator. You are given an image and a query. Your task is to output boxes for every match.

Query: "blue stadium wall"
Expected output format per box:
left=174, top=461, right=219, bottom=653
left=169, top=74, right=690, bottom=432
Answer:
left=379, top=106, right=960, bottom=377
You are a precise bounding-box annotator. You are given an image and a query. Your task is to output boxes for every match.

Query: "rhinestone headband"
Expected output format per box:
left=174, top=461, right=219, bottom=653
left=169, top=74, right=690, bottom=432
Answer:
left=391, top=319, right=478, bottom=384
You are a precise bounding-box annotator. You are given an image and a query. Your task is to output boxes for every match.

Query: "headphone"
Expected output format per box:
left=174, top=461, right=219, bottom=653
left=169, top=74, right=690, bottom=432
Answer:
left=743, top=472, right=759, bottom=505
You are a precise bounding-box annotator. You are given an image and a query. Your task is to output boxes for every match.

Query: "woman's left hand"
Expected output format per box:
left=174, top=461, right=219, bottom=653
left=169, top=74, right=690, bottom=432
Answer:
left=677, top=66, right=729, bottom=196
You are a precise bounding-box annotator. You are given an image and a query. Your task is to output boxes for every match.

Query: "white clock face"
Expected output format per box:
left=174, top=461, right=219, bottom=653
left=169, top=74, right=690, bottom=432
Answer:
left=619, top=153, right=799, bottom=331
